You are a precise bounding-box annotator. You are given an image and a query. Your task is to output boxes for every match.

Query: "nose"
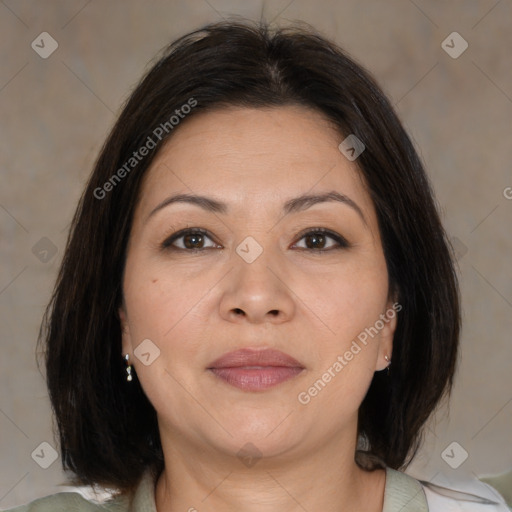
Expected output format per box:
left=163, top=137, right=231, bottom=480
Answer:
left=219, top=250, right=296, bottom=324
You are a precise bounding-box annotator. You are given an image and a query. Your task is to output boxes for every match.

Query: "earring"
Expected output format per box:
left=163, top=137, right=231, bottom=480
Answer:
left=384, top=355, right=391, bottom=376
left=124, top=354, right=133, bottom=382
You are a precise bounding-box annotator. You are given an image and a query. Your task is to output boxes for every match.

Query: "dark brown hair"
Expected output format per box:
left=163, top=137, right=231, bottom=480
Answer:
left=40, top=18, right=460, bottom=493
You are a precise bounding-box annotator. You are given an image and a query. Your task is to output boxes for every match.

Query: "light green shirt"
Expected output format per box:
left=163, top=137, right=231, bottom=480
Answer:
left=3, top=467, right=429, bottom=512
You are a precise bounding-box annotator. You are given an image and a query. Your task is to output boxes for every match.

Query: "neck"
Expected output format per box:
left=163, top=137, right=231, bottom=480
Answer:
left=154, top=430, right=386, bottom=512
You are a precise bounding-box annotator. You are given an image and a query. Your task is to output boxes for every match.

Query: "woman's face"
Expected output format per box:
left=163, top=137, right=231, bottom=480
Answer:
left=120, top=106, right=396, bottom=463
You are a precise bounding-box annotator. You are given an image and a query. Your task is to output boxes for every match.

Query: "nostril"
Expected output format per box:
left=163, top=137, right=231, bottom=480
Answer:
left=233, top=308, right=244, bottom=315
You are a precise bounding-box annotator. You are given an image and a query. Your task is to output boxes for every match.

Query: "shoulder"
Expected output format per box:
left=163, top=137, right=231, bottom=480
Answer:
left=3, top=469, right=157, bottom=512
left=418, top=474, right=511, bottom=511
left=384, top=467, right=511, bottom=512
left=2, top=492, right=128, bottom=512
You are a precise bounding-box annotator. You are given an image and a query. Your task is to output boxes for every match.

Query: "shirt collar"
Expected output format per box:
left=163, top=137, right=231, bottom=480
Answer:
left=128, top=466, right=428, bottom=512
left=383, top=467, right=429, bottom=512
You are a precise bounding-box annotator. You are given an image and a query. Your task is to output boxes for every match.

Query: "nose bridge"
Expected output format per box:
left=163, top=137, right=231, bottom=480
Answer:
left=219, top=235, right=294, bottom=323
left=233, top=236, right=280, bottom=297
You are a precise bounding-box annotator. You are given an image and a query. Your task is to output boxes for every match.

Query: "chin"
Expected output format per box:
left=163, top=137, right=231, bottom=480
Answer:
left=207, top=414, right=305, bottom=459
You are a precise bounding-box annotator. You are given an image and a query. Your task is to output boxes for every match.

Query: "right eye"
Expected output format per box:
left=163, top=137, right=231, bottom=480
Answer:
left=161, top=228, right=220, bottom=251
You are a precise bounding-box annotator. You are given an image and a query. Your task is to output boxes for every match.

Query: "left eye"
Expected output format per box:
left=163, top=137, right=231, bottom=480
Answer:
left=293, top=229, right=349, bottom=251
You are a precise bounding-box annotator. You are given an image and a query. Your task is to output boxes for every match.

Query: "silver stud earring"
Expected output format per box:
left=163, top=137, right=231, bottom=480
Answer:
left=124, top=354, right=133, bottom=382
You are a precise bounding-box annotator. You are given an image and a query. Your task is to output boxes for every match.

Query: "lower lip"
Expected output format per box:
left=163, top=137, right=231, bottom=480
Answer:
left=209, top=366, right=304, bottom=391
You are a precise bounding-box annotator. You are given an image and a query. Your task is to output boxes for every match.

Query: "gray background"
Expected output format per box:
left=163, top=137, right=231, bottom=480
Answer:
left=1, top=0, right=511, bottom=507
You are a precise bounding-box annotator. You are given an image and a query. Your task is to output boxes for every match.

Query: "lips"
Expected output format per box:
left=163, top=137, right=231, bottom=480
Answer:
left=207, top=348, right=305, bottom=391
left=208, top=348, right=304, bottom=369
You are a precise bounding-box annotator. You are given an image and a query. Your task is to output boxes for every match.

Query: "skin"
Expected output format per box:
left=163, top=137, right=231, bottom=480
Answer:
left=119, top=105, right=397, bottom=512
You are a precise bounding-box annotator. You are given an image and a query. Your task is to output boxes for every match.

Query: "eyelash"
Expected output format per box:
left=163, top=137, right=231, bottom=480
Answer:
left=161, top=227, right=350, bottom=253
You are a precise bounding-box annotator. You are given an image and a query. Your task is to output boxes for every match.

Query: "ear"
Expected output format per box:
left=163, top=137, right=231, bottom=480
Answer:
left=118, top=306, right=133, bottom=357
left=375, top=300, right=400, bottom=371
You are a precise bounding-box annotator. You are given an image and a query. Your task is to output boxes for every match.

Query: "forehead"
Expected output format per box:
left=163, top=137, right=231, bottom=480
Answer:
left=136, top=106, right=372, bottom=218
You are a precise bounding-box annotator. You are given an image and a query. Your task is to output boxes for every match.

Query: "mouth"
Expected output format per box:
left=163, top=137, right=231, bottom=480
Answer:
left=207, top=348, right=305, bottom=392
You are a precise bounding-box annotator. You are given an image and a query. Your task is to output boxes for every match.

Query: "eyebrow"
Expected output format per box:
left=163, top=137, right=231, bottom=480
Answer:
left=146, top=190, right=367, bottom=225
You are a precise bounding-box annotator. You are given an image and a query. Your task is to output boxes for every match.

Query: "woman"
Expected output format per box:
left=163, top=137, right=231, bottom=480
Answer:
left=7, top=19, right=509, bottom=512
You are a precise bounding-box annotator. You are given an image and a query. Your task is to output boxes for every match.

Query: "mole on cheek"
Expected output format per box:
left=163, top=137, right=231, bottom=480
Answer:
left=152, top=278, right=158, bottom=284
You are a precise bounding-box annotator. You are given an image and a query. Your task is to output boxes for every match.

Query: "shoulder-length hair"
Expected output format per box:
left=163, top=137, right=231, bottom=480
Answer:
left=40, top=19, right=460, bottom=493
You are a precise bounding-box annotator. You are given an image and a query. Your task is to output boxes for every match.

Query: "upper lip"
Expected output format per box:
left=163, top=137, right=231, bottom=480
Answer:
left=208, top=348, right=304, bottom=369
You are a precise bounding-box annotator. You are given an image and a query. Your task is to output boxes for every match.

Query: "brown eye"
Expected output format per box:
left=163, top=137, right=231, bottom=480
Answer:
left=182, top=232, right=205, bottom=249
left=304, top=232, right=328, bottom=249
left=162, top=228, right=218, bottom=251
left=294, top=229, right=349, bottom=251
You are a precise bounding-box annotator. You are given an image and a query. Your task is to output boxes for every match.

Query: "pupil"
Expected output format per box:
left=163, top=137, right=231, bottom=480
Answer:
left=307, top=233, right=325, bottom=249
left=184, top=233, right=203, bottom=249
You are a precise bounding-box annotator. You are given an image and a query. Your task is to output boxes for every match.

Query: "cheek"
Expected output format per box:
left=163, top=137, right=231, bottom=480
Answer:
left=295, top=257, right=389, bottom=409
left=122, top=263, right=204, bottom=405
left=299, top=257, right=389, bottom=343
left=123, top=258, right=199, bottom=338
left=122, top=259, right=215, bottom=388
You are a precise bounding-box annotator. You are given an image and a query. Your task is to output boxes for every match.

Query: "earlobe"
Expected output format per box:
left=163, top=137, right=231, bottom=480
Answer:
left=376, top=301, right=399, bottom=371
